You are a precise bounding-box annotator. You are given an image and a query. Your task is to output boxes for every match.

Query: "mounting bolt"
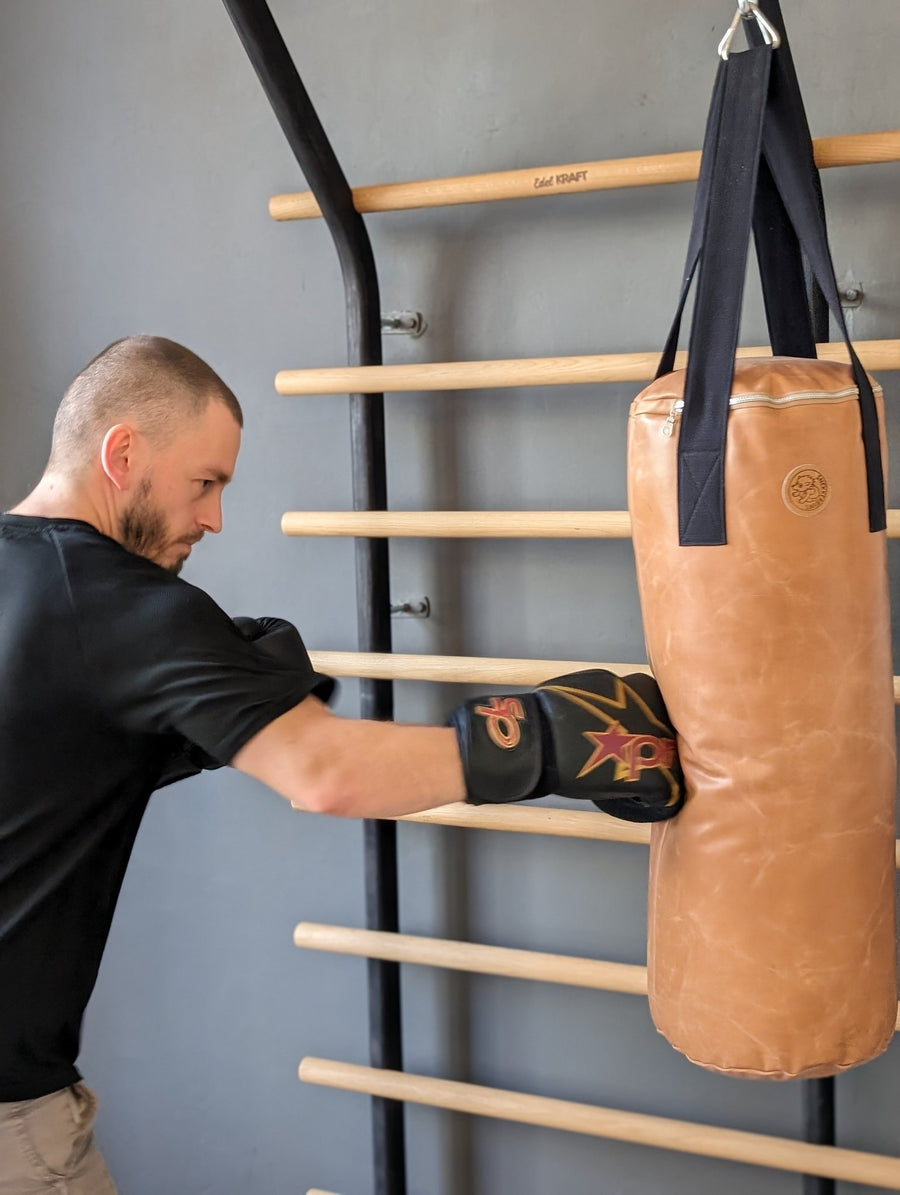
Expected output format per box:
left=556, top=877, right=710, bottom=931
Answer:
left=381, top=310, right=427, bottom=338
left=839, top=282, right=864, bottom=309
left=390, top=596, right=431, bottom=619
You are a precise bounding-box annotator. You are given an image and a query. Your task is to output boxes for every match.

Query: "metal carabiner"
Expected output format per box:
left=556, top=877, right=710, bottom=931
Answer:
left=718, top=0, right=782, bottom=59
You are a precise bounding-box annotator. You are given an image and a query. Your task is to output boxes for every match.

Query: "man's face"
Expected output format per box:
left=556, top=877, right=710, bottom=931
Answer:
left=120, top=400, right=241, bottom=574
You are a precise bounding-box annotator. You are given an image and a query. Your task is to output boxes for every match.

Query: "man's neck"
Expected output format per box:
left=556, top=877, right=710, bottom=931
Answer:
left=9, top=475, right=107, bottom=534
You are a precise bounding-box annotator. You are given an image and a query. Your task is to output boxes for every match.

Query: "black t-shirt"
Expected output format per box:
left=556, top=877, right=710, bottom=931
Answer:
left=0, top=515, right=331, bottom=1100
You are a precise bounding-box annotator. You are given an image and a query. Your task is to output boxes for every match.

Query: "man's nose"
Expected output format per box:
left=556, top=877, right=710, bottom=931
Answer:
left=199, top=492, right=223, bottom=534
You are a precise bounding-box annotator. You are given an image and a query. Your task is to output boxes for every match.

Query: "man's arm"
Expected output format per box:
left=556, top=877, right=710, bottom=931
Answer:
left=231, top=665, right=685, bottom=824
left=231, top=696, right=466, bottom=818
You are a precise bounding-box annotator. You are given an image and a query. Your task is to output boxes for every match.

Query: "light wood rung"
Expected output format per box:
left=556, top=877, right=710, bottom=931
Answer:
left=298, top=1058, right=900, bottom=1188
left=276, top=339, right=900, bottom=396
left=396, top=802, right=652, bottom=845
left=282, top=510, right=632, bottom=538
left=284, top=509, right=900, bottom=539
left=296, top=801, right=900, bottom=868
left=295, top=924, right=900, bottom=1030
left=294, top=923, right=648, bottom=994
left=309, top=650, right=648, bottom=686
left=308, top=650, right=900, bottom=705
left=270, top=130, right=900, bottom=221
left=395, top=805, right=900, bottom=871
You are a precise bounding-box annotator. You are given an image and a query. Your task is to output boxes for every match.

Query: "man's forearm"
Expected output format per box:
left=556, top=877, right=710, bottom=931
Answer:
left=303, top=719, right=466, bottom=818
left=232, top=700, right=466, bottom=819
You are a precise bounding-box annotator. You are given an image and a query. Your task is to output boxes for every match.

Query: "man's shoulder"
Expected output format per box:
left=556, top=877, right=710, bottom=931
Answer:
left=46, top=522, right=226, bottom=634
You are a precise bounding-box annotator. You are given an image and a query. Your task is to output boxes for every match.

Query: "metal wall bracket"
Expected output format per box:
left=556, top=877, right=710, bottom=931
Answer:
left=390, top=596, right=431, bottom=618
left=381, top=310, right=427, bottom=337
left=839, top=281, right=864, bottom=309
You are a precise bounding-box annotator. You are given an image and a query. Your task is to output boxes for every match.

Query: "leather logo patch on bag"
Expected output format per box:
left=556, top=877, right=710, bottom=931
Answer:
left=782, top=464, right=831, bottom=516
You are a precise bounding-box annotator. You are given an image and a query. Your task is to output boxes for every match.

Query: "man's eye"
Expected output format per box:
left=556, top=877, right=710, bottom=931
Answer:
left=197, top=479, right=213, bottom=491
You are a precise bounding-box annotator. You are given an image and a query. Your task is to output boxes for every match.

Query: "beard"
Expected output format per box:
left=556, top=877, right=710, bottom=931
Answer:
left=120, top=477, right=185, bottom=574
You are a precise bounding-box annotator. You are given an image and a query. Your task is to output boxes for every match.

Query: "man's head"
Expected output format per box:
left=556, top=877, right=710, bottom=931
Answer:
left=49, top=336, right=243, bottom=574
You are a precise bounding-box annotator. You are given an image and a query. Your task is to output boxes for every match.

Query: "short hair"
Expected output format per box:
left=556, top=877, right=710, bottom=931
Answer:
left=48, top=335, right=243, bottom=472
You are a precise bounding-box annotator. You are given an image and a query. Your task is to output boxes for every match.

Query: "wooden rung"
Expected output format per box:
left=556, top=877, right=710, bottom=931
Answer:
left=294, top=925, right=900, bottom=1029
left=298, top=1058, right=900, bottom=1188
left=269, top=129, right=900, bottom=221
left=275, top=339, right=900, bottom=396
left=283, top=509, right=900, bottom=540
left=306, top=1190, right=341, bottom=1195
left=308, top=650, right=650, bottom=685
left=294, top=923, right=649, bottom=995
left=282, top=510, right=633, bottom=538
left=394, top=804, right=900, bottom=872
left=297, top=800, right=900, bottom=868
left=308, top=650, right=900, bottom=705
left=395, top=802, right=652, bottom=844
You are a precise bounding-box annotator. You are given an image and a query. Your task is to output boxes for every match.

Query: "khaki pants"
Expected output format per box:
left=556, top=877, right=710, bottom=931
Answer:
left=0, top=1083, right=118, bottom=1194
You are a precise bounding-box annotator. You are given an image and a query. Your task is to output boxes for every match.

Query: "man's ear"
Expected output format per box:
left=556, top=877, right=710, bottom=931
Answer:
left=99, top=424, right=141, bottom=491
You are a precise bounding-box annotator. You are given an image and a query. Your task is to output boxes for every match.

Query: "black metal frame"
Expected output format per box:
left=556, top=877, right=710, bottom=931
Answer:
left=800, top=285, right=836, bottom=1195
left=803, top=1073, right=836, bottom=1195
left=222, top=3, right=839, bottom=1192
left=221, top=4, right=405, bottom=1193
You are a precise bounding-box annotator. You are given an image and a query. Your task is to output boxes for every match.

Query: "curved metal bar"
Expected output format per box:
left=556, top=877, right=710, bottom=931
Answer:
left=220, top=4, right=405, bottom=1193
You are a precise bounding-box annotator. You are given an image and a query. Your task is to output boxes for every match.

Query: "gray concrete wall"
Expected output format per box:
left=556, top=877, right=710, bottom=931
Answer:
left=1, top=2, right=898, bottom=1192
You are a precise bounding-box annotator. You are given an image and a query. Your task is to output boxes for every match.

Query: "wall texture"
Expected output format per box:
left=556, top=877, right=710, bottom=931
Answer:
left=1, top=2, right=898, bottom=1193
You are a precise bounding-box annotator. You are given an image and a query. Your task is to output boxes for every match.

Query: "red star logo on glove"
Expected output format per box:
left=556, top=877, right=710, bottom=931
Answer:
left=579, top=723, right=676, bottom=783
left=581, top=723, right=633, bottom=775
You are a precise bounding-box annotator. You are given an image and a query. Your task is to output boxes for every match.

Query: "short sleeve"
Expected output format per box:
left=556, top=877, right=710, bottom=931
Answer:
left=75, top=564, right=333, bottom=766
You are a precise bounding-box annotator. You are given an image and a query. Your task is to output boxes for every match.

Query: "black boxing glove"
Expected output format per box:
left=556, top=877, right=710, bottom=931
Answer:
left=233, top=615, right=337, bottom=704
left=449, top=669, right=683, bottom=823
left=233, top=614, right=303, bottom=655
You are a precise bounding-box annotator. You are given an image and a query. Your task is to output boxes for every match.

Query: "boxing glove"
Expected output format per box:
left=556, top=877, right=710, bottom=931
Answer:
left=450, top=669, right=683, bottom=822
left=233, top=614, right=307, bottom=659
left=233, top=613, right=337, bottom=699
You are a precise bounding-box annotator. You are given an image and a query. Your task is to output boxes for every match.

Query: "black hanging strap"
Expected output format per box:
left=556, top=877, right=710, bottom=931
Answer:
left=747, top=0, right=818, bottom=360
left=758, top=74, right=887, bottom=532
left=655, top=60, right=728, bottom=380
left=677, top=45, right=772, bottom=546
left=751, top=153, right=817, bottom=359
left=750, top=0, right=884, bottom=530
left=656, top=59, right=814, bottom=380
left=671, top=31, right=886, bottom=544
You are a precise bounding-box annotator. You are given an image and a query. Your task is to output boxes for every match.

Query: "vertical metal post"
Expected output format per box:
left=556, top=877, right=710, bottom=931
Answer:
left=800, top=274, right=836, bottom=1195
left=802, top=1074, right=836, bottom=1195
left=221, top=5, right=406, bottom=1192
left=747, top=6, right=837, bottom=1189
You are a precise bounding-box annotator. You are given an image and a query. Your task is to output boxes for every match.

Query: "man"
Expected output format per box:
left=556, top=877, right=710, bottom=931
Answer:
left=0, top=336, right=681, bottom=1193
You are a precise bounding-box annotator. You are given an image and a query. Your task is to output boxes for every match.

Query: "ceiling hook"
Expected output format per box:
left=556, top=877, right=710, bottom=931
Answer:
left=718, top=1, right=782, bottom=60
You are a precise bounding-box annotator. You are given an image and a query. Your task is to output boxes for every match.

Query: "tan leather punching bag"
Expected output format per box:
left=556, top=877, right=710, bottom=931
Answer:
left=631, top=360, right=896, bottom=1079
left=629, top=16, right=897, bottom=1079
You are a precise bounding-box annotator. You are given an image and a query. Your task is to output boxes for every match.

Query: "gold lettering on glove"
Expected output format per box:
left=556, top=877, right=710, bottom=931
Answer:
left=474, top=697, right=527, bottom=749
